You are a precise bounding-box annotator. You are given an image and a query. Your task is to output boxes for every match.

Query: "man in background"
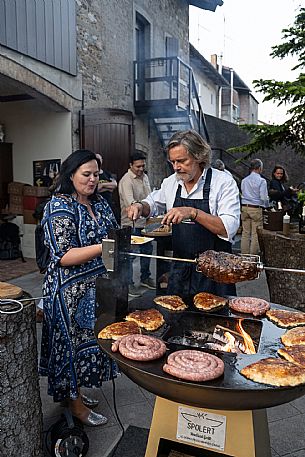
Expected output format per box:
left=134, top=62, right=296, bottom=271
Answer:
left=119, top=151, right=155, bottom=296
left=214, top=159, right=233, bottom=177
left=240, top=158, right=269, bottom=255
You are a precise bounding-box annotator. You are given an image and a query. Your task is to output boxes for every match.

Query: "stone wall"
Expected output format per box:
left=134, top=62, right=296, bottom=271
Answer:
left=206, top=114, right=305, bottom=186
left=76, top=0, right=189, bottom=110
left=75, top=0, right=190, bottom=183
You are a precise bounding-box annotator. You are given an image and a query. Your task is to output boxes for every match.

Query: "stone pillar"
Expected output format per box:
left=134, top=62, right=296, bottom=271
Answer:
left=258, top=227, right=305, bottom=310
left=0, top=297, right=43, bottom=456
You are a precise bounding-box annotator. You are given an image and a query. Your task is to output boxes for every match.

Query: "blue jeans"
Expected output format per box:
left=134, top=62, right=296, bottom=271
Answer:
left=128, top=227, right=153, bottom=284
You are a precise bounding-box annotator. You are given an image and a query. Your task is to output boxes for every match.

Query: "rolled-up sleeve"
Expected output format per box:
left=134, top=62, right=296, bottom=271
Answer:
left=213, top=175, right=240, bottom=242
left=144, top=188, right=167, bottom=217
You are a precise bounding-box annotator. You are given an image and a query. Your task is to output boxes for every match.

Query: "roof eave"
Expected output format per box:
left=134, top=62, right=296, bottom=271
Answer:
left=188, top=0, right=224, bottom=12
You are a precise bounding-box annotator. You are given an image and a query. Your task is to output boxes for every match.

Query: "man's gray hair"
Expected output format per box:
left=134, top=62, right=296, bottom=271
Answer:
left=214, top=159, right=225, bottom=171
left=250, top=158, right=263, bottom=171
left=166, top=130, right=211, bottom=169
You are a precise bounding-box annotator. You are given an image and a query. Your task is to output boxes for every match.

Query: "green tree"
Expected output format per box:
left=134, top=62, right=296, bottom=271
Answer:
left=230, top=7, right=305, bottom=158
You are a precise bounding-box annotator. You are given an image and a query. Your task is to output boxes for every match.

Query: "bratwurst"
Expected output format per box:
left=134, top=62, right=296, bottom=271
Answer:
left=111, top=334, right=167, bottom=361
left=229, top=297, right=270, bottom=316
left=163, top=350, right=224, bottom=382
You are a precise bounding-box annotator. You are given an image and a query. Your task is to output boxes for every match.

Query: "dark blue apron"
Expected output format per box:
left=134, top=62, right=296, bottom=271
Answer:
left=167, top=168, right=236, bottom=297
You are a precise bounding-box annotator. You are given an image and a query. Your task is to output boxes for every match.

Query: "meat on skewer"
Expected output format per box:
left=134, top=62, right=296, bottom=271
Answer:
left=196, top=250, right=258, bottom=284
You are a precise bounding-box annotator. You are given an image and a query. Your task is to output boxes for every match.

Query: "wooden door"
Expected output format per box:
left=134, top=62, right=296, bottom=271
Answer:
left=80, top=108, right=135, bottom=222
left=0, top=143, right=13, bottom=211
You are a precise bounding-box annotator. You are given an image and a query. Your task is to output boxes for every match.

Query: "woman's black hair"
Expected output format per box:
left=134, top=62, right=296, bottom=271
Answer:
left=56, top=149, right=101, bottom=197
left=271, top=164, right=288, bottom=183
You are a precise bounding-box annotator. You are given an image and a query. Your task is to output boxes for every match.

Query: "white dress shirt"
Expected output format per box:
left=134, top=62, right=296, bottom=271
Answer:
left=143, top=168, right=240, bottom=243
left=241, top=172, right=269, bottom=208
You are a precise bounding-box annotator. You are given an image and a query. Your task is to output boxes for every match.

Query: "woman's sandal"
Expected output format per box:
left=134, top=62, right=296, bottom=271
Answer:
left=80, top=410, right=108, bottom=427
left=60, top=393, right=99, bottom=409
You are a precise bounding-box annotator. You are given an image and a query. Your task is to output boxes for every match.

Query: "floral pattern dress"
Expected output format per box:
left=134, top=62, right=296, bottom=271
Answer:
left=39, top=194, right=119, bottom=402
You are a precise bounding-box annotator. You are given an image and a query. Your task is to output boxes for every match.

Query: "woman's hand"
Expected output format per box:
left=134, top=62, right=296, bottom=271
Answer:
left=290, top=186, right=299, bottom=193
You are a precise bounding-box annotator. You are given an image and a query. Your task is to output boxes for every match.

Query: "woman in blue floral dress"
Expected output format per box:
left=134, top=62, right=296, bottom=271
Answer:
left=40, top=150, right=119, bottom=426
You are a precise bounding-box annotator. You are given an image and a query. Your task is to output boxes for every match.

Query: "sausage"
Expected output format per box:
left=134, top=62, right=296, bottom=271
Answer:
left=163, top=350, right=224, bottom=382
left=112, top=334, right=167, bottom=361
left=229, top=297, right=270, bottom=316
left=111, top=340, right=120, bottom=352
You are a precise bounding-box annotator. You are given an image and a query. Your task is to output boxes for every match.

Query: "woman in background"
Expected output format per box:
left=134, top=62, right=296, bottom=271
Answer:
left=40, top=149, right=118, bottom=426
left=269, top=165, right=298, bottom=213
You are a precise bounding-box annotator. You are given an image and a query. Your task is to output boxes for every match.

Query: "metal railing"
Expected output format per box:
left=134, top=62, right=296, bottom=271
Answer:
left=134, top=56, right=209, bottom=140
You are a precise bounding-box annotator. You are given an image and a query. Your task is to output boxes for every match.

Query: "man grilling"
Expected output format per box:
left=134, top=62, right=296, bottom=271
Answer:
left=127, top=130, right=240, bottom=296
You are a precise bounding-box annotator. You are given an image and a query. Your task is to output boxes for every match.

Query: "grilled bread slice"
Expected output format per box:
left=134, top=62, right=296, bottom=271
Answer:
left=126, top=308, right=165, bottom=331
left=266, top=309, right=305, bottom=328
left=98, top=321, right=140, bottom=340
left=241, top=357, right=305, bottom=387
left=278, top=346, right=305, bottom=368
left=281, top=327, right=305, bottom=347
left=154, top=295, right=187, bottom=311
left=193, top=292, right=227, bottom=312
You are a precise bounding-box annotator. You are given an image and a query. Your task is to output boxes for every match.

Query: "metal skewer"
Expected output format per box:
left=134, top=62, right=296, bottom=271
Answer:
left=15, top=296, right=47, bottom=302
left=126, top=252, right=196, bottom=263
left=263, top=266, right=305, bottom=274
left=102, top=238, right=305, bottom=276
left=126, top=252, right=305, bottom=275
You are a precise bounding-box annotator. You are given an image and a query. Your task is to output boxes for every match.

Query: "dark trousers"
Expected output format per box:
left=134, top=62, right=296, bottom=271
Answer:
left=128, top=227, right=153, bottom=284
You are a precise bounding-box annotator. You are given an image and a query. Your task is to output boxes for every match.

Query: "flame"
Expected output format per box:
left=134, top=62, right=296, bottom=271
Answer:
left=223, top=332, right=237, bottom=352
left=236, top=319, right=256, bottom=354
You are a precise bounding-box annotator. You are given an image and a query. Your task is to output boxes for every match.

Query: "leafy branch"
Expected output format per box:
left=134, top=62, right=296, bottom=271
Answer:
left=229, top=7, right=305, bottom=158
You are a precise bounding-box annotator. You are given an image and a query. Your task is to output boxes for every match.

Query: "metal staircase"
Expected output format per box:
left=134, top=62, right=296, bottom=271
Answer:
left=134, top=56, right=209, bottom=149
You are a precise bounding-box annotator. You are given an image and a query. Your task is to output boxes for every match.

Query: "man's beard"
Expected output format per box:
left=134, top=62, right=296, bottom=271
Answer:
left=175, top=172, right=193, bottom=183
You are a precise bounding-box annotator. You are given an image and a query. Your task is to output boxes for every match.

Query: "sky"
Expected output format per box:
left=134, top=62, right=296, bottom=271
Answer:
left=189, top=0, right=303, bottom=124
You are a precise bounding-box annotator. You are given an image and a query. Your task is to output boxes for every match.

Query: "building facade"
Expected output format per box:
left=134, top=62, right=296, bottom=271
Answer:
left=0, top=0, right=222, bottom=256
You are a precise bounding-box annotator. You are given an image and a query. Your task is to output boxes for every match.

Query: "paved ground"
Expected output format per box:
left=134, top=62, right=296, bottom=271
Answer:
left=10, top=252, right=305, bottom=457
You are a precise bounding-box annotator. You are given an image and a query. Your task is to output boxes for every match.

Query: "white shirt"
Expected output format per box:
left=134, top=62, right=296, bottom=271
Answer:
left=241, top=172, right=269, bottom=208
left=143, top=168, right=240, bottom=243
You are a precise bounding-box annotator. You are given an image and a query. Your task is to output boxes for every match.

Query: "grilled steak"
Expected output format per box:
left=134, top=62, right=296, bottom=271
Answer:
left=196, top=250, right=258, bottom=284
